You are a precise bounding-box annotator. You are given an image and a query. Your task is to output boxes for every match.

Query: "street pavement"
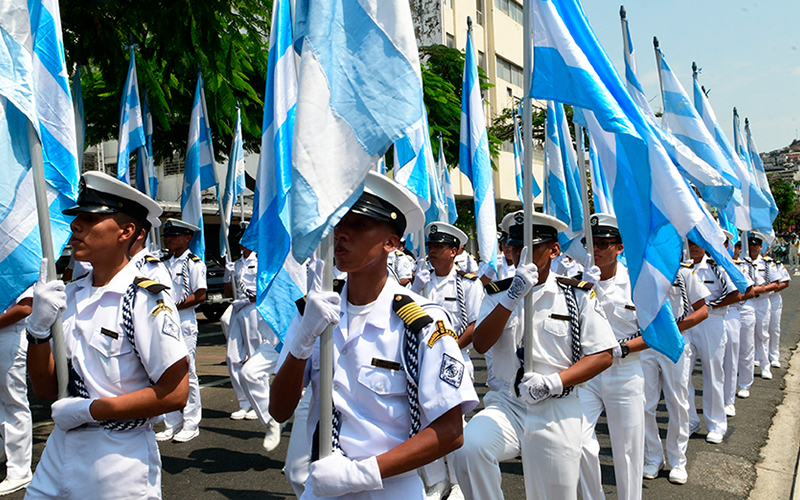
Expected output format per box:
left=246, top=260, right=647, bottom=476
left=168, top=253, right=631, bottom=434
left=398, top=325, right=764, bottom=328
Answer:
left=10, top=280, right=800, bottom=499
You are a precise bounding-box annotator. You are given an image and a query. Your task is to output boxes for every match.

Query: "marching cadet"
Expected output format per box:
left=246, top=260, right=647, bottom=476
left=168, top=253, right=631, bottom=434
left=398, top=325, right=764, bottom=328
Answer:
left=685, top=240, right=740, bottom=444
left=129, top=219, right=171, bottom=284
left=641, top=254, right=709, bottom=484
left=454, top=246, right=479, bottom=275
left=388, top=240, right=415, bottom=286
left=745, top=232, right=780, bottom=380
left=269, top=172, right=478, bottom=499
left=25, top=171, right=189, bottom=499
left=409, top=222, right=484, bottom=500
left=156, top=219, right=207, bottom=443
left=0, top=288, right=33, bottom=495
left=452, top=211, right=617, bottom=500
left=765, top=250, right=791, bottom=369
left=733, top=239, right=761, bottom=399
left=577, top=214, right=647, bottom=500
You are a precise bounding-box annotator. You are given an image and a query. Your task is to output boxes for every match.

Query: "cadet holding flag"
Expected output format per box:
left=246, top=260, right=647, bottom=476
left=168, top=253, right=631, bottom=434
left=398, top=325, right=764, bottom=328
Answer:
left=270, top=172, right=478, bottom=499
left=25, top=172, right=189, bottom=499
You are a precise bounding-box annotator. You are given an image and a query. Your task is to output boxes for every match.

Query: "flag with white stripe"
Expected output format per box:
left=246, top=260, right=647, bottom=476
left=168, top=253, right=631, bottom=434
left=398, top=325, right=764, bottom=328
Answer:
left=513, top=104, right=541, bottom=205
left=439, top=136, right=459, bottom=224
left=219, top=107, right=246, bottom=258
left=73, top=68, right=84, bottom=170
left=182, top=76, right=209, bottom=260
left=460, top=28, right=497, bottom=273
left=0, top=0, right=79, bottom=312
left=116, top=49, right=146, bottom=185
left=135, top=91, right=158, bottom=199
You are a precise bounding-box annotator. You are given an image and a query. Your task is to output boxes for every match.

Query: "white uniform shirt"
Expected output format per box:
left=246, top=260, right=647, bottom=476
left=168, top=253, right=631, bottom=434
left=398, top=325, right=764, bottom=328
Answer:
left=67, top=255, right=93, bottom=279
left=388, top=250, right=415, bottom=281
left=669, top=266, right=710, bottom=320
left=454, top=252, right=479, bottom=274
left=130, top=249, right=172, bottom=285
left=166, top=249, right=208, bottom=322
left=478, top=289, right=524, bottom=388
left=427, top=267, right=484, bottom=336
left=761, top=257, right=781, bottom=293
left=595, top=266, right=639, bottom=341
left=229, top=252, right=257, bottom=296
left=283, top=279, right=479, bottom=462
left=62, top=261, right=188, bottom=408
left=497, top=257, right=516, bottom=280
left=692, top=255, right=733, bottom=315
left=732, top=258, right=756, bottom=310
left=551, top=253, right=585, bottom=278
left=777, top=262, right=792, bottom=284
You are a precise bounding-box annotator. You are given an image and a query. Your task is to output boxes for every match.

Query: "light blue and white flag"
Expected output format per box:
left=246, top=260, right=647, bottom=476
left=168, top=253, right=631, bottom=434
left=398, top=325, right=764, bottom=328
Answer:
left=377, top=156, right=387, bottom=175
left=0, top=0, right=80, bottom=312
left=219, top=107, right=246, bottom=258
left=529, top=0, right=745, bottom=361
left=620, top=13, right=732, bottom=208
left=439, top=136, right=459, bottom=224
left=513, top=104, right=541, bottom=204
left=460, top=28, right=497, bottom=273
left=573, top=107, right=613, bottom=215
left=116, top=49, right=146, bottom=185
left=73, top=68, right=84, bottom=170
left=393, top=90, right=433, bottom=219
left=190, top=73, right=218, bottom=192
left=182, top=77, right=209, bottom=260
left=742, top=114, right=778, bottom=234
left=290, top=0, right=424, bottom=260
left=135, top=91, right=158, bottom=199
left=426, top=139, right=447, bottom=224
left=240, top=0, right=305, bottom=344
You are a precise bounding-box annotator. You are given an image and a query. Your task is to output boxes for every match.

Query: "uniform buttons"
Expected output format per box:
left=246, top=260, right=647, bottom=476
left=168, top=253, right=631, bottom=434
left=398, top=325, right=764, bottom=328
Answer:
left=334, top=383, right=340, bottom=391
left=341, top=348, right=348, bottom=355
left=378, top=384, right=386, bottom=392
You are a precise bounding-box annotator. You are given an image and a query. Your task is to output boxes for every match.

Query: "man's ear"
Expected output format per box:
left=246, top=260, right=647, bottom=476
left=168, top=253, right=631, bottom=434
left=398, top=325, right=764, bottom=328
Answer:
left=385, top=233, right=400, bottom=252
left=616, top=243, right=624, bottom=256
left=549, top=241, right=561, bottom=259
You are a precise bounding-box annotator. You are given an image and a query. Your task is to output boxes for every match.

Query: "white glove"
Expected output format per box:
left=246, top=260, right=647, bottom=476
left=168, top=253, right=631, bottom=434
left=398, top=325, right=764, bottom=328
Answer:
left=584, top=265, right=601, bottom=285
left=309, top=452, right=383, bottom=498
left=498, top=248, right=538, bottom=312
left=28, top=259, right=67, bottom=338
left=50, top=397, right=96, bottom=431
left=232, top=298, right=251, bottom=312
left=223, top=258, right=235, bottom=283
left=289, top=260, right=341, bottom=360
left=410, top=259, right=431, bottom=293
left=518, top=372, right=563, bottom=405
left=478, top=261, right=496, bottom=281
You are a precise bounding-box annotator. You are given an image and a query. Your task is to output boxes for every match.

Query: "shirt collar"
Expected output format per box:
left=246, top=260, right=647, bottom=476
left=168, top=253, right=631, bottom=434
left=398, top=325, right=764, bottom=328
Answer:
left=340, top=277, right=400, bottom=333
left=72, top=258, right=139, bottom=295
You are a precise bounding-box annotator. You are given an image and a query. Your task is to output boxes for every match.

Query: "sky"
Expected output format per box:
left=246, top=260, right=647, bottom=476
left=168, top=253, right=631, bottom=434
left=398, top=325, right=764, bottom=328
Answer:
left=580, top=0, right=800, bottom=153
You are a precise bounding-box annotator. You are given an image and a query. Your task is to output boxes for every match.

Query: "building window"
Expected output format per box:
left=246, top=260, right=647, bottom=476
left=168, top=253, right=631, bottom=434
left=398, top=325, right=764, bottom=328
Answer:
left=495, top=0, right=524, bottom=24
left=476, top=0, right=484, bottom=26
left=446, top=33, right=455, bottom=49
left=478, top=51, right=486, bottom=72
left=496, top=56, right=524, bottom=88
left=443, top=0, right=451, bottom=5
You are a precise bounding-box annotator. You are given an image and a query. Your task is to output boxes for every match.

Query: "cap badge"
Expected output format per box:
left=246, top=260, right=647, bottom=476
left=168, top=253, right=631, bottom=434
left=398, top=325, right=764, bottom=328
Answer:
left=591, top=216, right=598, bottom=226
left=430, top=224, right=438, bottom=234
left=514, top=213, right=524, bottom=224
left=390, top=212, right=397, bottom=220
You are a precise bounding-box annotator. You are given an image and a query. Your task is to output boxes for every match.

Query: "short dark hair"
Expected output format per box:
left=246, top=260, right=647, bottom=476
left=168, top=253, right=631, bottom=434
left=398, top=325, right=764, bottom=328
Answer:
left=113, top=212, right=146, bottom=251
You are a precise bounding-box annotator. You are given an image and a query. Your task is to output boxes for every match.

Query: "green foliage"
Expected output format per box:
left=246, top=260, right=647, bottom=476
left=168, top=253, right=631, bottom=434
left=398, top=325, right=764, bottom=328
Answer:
left=61, top=0, right=271, bottom=162
left=769, top=176, right=799, bottom=233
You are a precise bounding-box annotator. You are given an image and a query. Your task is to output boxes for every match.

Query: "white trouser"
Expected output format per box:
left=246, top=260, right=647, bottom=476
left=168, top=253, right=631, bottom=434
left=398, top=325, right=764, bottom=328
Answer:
left=452, top=388, right=525, bottom=500
left=0, top=326, right=31, bottom=480
left=26, top=425, right=161, bottom=499
left=768, top=293, right=783, bottom=363
left=286, top=389, right=313, bottom=498
left=737, top=304, right=756, bottom=391
left=752, top=296, right=772, bottom=367
left=300, top=471, right=424, bottom=500
left=227, top=302, right=266, bottom=409
left=521, top=392, right=583, bottom=500
left=578, top=356, right=644, bottom=500
left=687, top=313, right=728, bottom=435
left=165, top=317, right=201, bottom=432
left=722, top=308, right=742, bottom=406
left=641, top=343, right=691, bottom=469
left=240, top=340, right=280, bottom=427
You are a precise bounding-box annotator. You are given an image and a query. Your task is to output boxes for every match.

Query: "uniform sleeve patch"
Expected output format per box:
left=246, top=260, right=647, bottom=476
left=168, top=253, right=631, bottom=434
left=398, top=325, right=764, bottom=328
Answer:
left=428, top=320, right=458, bottom=347
left=162, top=315, right=181, bottom=339
left=589, top=289, right=596, bottom=299
left=150, top=299, right=173, bottom=316
left=439, top=353, right=464, bottom=388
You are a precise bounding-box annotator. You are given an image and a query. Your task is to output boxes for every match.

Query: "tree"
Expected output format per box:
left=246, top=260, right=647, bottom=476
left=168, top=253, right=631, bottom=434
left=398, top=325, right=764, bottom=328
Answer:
left=62, top=0, right=271, bottom=162
left=769, top=176, right=799, bottom=233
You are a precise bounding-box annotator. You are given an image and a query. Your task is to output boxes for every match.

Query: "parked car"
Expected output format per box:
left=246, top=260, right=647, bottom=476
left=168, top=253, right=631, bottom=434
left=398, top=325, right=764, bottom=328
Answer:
left=198, top=257, right=231, bottom=322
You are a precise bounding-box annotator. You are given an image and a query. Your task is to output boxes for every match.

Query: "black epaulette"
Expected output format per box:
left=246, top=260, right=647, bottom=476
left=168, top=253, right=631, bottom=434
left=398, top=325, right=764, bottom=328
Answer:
left=556, top=276, right=593, bottom=291
left=66, top=272, right=89, bottom=284
left=295, top=279, right=345, bottom=315
left=456, top=270, right=478, bottom=281
left=133, top=276, right=170, bottom=294
left=392, top=294, right=433, bottom=333
left=189, top=253, right=201, bottom=263
left=145, top=255, right=160, bottom=264
left=681, top=262, right=694, bottom=268
left=707, top=258, right=717, bottom=266
left=572, top=271, right=584, bottom=281
left=160, top=254, right=172, bottom=262
left=484, top=277, right=513, bottom=294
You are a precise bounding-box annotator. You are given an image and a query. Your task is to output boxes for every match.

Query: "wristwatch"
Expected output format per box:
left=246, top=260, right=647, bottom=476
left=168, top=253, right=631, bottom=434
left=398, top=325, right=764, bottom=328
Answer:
left=25, top=328, right=52, bottom=345
left=619, top=340, right=630, bottom=358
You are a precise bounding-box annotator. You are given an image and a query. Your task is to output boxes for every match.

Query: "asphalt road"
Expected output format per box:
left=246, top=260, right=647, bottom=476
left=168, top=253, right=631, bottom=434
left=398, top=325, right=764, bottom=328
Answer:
left=11, top=278, right=800, bottom=499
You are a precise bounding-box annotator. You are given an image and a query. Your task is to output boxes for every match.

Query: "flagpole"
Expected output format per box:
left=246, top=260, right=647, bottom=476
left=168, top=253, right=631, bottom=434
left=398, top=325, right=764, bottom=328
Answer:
left=198, top=71, right=218, bottom=197
left=653, top=37, right=665, bottom=112
left=138, top=145, right=160, bottom=251
left=318, top=232, right=334, bottom=459
left=522, top=0, right=535, bottom=373
left=575, top=124, right=594, bottom=267
left=28, top=122, right=69, bottom=400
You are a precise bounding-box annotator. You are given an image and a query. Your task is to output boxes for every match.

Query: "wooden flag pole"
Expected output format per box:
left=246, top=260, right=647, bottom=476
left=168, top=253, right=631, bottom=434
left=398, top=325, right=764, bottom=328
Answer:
left=28, top=122, right=70, bottom=399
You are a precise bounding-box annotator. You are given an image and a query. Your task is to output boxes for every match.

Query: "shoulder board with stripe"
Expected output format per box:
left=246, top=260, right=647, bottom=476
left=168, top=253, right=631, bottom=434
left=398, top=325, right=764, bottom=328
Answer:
left=66, top=272, right=89, bottom=284
left=189, top=253, right=201, bottom=262
left=681, top=262, right=694, bottom=268
left=134, top=276, right=170, bottom=294
left=764, top=256, right=773, bottom=261
left=707, top=259, right=717, bottom=266
left=392, top=294, right=433, bottom=333
left=571, top=271, right=584, bottom=281
left=145, top=255, right=161, bottom=264
left=160, top=254, right=172, bottom=262
left=484, top=277, right=513, bottom=294
left=733, top=259, right=742, bottom=264
left=295, top=279, right=346, bottom=315
left=556, top=276, right=594, bottom=291
left=456, top=270, right=478, bottom=281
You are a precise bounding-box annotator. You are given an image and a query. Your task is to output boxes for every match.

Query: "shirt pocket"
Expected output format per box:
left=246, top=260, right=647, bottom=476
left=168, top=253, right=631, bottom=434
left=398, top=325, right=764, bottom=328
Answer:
left=357, top=365, right=408, bottom=421
left=88, top=328, right=134, bottom=384
left=543, top=317, right=569, bottom=337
